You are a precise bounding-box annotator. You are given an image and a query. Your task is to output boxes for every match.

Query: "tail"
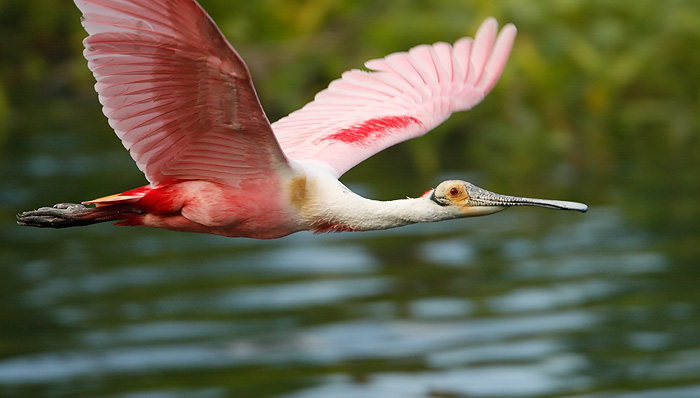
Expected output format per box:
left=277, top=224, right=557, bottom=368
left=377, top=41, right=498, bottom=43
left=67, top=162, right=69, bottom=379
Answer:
left=17, top=203, right=138, bottom=228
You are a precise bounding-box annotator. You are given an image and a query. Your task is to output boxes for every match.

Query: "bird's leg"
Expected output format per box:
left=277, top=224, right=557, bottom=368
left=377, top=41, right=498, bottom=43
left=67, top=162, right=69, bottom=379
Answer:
left=17, top=203, right=136, bottom=228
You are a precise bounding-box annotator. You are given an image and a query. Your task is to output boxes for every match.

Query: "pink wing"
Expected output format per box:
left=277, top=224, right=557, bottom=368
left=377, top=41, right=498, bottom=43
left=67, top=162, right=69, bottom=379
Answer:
left=272, top=18, right=517, bottom=177
left=75, top=0, right=289, bottom=188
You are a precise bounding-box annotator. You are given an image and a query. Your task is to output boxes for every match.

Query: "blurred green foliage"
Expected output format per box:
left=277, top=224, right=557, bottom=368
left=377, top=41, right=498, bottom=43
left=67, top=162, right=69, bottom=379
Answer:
left=1, top=0, right=699, bottom=230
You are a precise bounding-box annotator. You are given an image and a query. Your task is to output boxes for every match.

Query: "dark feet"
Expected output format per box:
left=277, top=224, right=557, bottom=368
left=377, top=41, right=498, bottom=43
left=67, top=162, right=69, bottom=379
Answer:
left=18, top=203, right=102, bottom=228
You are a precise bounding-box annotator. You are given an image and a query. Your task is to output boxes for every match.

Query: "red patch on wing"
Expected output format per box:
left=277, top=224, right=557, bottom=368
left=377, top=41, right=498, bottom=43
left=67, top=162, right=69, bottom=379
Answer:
left=322, top=116, right=421, bottom=145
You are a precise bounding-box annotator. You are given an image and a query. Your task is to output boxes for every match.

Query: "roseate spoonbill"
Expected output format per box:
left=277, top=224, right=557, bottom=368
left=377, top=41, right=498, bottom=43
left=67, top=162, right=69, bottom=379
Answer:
left=17, top=0, right=588, bottom=239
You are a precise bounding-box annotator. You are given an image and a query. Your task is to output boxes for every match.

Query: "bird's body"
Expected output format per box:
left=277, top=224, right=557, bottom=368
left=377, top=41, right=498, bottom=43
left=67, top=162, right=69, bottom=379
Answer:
left=18, top=0, right=588, bottom=238
left=77, top=163, right=467, bottom=239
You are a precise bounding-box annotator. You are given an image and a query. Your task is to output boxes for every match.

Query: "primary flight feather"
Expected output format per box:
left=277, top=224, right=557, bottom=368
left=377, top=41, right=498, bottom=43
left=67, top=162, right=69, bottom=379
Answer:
left=17, top=0, right=587, bottom=239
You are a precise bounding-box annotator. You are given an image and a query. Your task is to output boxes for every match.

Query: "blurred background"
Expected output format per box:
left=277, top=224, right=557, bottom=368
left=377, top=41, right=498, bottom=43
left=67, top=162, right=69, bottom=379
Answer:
left=1, top=0, right=700, bottom=397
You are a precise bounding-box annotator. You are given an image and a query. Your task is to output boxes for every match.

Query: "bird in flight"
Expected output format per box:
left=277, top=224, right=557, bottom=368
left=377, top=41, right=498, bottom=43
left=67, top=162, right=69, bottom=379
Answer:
left=17, top=0, right=587, bottom=239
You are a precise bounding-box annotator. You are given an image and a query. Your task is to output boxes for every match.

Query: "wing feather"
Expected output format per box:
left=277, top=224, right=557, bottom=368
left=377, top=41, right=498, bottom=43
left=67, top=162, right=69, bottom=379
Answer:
left=74, top=0, right=289, bottom=188
left=272, top=18, right=517, bottom=177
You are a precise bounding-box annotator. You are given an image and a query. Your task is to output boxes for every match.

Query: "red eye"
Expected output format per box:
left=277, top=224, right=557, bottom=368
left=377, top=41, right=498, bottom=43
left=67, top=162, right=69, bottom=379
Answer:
left=449, top=187, right=459, bottom=196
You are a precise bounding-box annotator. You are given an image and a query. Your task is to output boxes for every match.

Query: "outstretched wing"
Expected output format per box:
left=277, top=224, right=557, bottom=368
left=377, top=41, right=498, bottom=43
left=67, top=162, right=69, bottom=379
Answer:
left=272, top=18, right=516, bottom=177
left=75, top=0, right=289, bottom=188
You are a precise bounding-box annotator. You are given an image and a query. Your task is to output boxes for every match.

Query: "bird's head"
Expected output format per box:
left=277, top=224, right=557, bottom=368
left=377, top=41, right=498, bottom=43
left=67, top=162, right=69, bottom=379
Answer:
left=428, top=180, right=588, bottom=217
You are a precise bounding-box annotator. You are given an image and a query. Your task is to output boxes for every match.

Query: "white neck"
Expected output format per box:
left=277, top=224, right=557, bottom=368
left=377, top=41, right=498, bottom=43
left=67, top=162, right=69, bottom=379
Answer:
left=291, top=167, right=455, bottom=233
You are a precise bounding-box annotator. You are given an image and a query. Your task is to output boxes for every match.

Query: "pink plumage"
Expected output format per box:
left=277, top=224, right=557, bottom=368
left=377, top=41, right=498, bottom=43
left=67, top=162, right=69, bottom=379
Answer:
left=17, top=0, right=588, bottom=238
left=77, top=0, right=287, bottom=188
left=272, top=17, right=516, bottom=176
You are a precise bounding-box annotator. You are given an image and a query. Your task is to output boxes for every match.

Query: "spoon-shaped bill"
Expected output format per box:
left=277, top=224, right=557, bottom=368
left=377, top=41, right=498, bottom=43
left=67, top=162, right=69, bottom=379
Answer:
left=466, top=184, right=588, bottom=213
